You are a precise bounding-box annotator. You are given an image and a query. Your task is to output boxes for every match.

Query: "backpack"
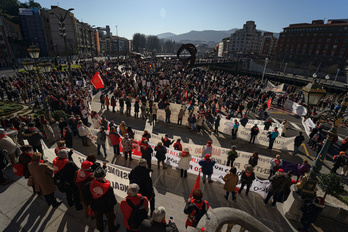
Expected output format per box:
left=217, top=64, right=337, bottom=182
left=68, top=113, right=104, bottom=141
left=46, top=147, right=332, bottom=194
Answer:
left=13, top=162, right=24, bottom=176
left=100, top=132, right=106, bottom=141
left=126, top=196, right=148, bottom=230
left=54, top=171, right=70, bottom=193
left=0, top=148, right=9, bottom=169
left=192, top=201, right=207, bottom=227
left=333, top=155, right=338, bottom=161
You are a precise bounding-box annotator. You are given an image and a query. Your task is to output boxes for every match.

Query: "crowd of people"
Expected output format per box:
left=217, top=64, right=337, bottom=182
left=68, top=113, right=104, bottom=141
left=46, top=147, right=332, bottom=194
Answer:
left=0, top=57, right=347, bottom=232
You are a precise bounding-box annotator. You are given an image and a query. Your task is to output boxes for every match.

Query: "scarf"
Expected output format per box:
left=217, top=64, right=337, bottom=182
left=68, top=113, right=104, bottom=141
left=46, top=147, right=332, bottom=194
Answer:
left=181, top=151, right=189, bottom=157
left=245, top=170, right=253, bottom=177
left=76, top=170, right=93, bottom=183
left=53, top=157, right=69, bottom=174
left=90, top=179, right=110, bottom=199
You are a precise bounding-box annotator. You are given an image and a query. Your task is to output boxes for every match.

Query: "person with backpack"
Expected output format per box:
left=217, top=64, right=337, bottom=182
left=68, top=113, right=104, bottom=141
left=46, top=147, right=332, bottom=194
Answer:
left=97, top=126, right=107, bottom=158
left=120, top=183, right=149, bottom=232
left=226, top=145, right=238, bottom=167
left=138, top=206, right=179, bottom=232
left=129, top=159, right=155, bottom=216
left=74, top=160, right=94, bottom=217
left=331, top=151, right=346, bottom=174
left=53, top=149, right=82, bottom=211
left=223, top=167, right=239, bottom=201
left=248, top=152, right=259, bottom=167
left=184, top=189, right=209, bottom=228
left=84, top=166, right=120, bottom=232
left=173, top=139, right=182, bottom=151
left=0, top=147, right=12, bottom=186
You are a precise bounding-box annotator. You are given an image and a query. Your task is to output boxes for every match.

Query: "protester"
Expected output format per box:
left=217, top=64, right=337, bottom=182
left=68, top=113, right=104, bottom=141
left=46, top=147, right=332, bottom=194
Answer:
left=264, top=118, right=272, bottom=130
left=223, top=167, right=239, bottom=200
left=129, top=159, right=155, bottom=215
left=173, top=139, right=182, bottom=151
left=121, top=134, right=133, bottom=161
left=269, top=155, right=283, bottom=178
left=227, top=145, right=238, bottom=167
left=119, top=121, right=127, bottom=136
left=268, top=127, right=279, bottom=149
left=84, top=166, right=120, bottom=232
left=0, top=148, right=12, bottom=185
left=22, top=122, right=44, bottom=156
left=77, top=120, right=89, bottom=147
left=201, top=141, right=212, bottom=158
left=293, top=132, right=305, bottom=155
left=62, top=127, right=73, bottom=148
left=96, top=126, right=107, bottom=158
left=248, top=152, right=259, bottom=167
left=141, top=139, right=153, bottom=169
left=177, top=109, right=185, bottom=126
left=331, top=151, right=346, bottom=174
left=297, top=159, right=311, bottom=182
left=281, top=119, right=288, bottom=137
left=142, top=130, right=151, bottom=142
left=238, top=164, right=256, bottom=196
left=120, top=183, right=149, bottom=232
left=109, top=126, right=121, bottom=157
left=161, top=134, right=174, bottom=148
left=138, top=206, right=179, bottom=232
left=232, top=119, right=239, bottom=139
left=0, top=128, right=17, bottom=165
left=199, top=154, right=216, bottom=183
left=249, top=124, right=259, bottom=144
left=184, top=189, right=209, bottom=228
left=178, top=148, right=192, bottom=178
left=28, top=152, right=62, bottom=207
left=18, top=145, right=33, bottom=180
left=74, top=160, right=94, bottom=217
left=155, top=142, right=167, bottom=169
left=298, top=197, right=325, bottom=232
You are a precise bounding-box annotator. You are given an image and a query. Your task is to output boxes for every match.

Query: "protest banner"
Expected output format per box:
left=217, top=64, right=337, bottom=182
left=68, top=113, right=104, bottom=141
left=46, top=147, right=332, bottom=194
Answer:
left=283, top=99, right=307, bottom=116
left=266, top=81, right=284, bottom=92
left=301, top=117, right=315, bottom=137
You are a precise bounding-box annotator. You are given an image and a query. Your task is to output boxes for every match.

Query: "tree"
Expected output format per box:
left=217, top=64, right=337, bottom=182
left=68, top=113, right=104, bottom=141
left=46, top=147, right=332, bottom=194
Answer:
left=146, top=35, right=160, bottom=52
left=318, top=173, right=344, bottom=199
left=132, top=33, right=146, bottom=53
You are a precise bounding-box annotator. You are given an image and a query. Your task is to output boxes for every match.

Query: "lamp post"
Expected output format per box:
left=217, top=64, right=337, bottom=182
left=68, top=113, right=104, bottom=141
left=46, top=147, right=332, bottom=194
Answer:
left=50, top=8, right=74, bottom=90
left=261, top=57, right=269, bottom=83
left=333, top=69, right=340, bottom=85
left=22, top=45, right=51, bottom=117
left=302, top=76, right=326, bottom=113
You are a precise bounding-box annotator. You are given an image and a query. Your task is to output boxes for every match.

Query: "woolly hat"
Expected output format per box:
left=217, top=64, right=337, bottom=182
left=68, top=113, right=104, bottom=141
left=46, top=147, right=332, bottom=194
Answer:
left=81, top=161, right=93, bottom=170
left=278, top=169, right=284, bottom=173
left=205, top=154, right=211, bottom=159
left=94, top=166, right=106, bottom=178
left=207, top=141, right=212, bottom=144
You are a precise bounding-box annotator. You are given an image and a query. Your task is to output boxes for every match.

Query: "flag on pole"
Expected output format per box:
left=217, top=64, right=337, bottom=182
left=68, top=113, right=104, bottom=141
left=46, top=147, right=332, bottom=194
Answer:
left=190, top=170, right=201, bottom=198
left=267, top=97, right=272, bottom=108
left=185, top=91, right=188, bottom=99
left=90, top=71, right=104, bottom=89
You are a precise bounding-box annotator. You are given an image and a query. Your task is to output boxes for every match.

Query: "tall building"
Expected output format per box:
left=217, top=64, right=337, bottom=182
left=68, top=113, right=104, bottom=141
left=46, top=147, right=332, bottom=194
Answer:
left=19, top=8, right=49, bottom=57
left=276, top=19, right=348, bottom=65
left=218, top=37, right=230, bottom=57
left=0, top=16, right=22, bottom=67
left=228, top=21, right=262, bottom=56
left=260, top=32, right=277, bottom=56
left=105, top=36, right=129, bottom=56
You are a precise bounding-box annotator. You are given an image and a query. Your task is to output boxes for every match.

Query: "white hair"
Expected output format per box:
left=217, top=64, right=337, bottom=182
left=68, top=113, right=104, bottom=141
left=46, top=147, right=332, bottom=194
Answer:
left=152, top=206, right=166, bottom=223
left=128, top=183, right=139, bottom=197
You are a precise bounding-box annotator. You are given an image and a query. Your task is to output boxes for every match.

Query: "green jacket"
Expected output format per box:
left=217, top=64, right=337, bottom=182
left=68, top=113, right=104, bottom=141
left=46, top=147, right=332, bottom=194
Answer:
left=227, top=150, right=238, bottom=161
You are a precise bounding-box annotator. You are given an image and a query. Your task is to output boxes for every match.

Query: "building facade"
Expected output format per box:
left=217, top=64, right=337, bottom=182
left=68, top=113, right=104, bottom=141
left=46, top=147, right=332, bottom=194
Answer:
left=228, top=21, right=262, bottom=56
left=276, top=19, right=348, bottom=66
left=105, top=36, right=129, bottom=56
left=260, top=32, right=277, bottom=57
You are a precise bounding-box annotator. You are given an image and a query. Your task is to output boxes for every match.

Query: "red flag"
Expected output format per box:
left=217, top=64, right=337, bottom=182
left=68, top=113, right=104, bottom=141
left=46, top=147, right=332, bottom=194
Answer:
left=185, top=91, right=188, bottom=99
left=190, top=170, right=201, bottom=198
left=90, top=71, right=104, bottom=89
left=267, top=97, right=272, bottom=108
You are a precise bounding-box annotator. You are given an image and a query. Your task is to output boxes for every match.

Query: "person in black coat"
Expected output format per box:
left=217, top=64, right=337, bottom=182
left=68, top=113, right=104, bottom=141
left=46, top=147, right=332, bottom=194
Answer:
left=84, top=167, right=120, bottom=232
left=293, top=132, right=305, bottom=155
left=53, top=149, right=82, bottom=211
left=161, top=134, right=174, bottom=148
left=138, top=206, right=179, bottom=232
left=249, top=124, right=259, bottom=144
left=62, top=127, right=73, bottom=148
left=22, top=123, right=44, bottom=154
left=248, top=152, right=259, bottom=167
left=134, top=100, right=140, bottom=118
left=129, top=158, right=155, bottom=214
left=299, top=197, right=325, bottom=232
left=141, top=140, right=154, bottom=170
left=238, top=165, right=255, bottom=196
left=331, top=152, right=346, bottom=174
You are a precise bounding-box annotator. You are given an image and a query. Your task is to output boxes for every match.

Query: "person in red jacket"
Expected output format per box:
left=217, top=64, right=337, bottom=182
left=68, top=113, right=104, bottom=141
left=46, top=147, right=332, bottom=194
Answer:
left=184, top=189, right=209, bottom=228
left=84, top=166, right=120, bottom=232
left=109, top=126, right=121, bottom=156
left=173, top=139, right=182, bottom=151
left=120, top=183, right=149, bottom=232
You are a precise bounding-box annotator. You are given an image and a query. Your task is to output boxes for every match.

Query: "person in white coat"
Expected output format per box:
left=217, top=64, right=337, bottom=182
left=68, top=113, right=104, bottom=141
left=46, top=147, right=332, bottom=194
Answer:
left=178, top=148, right=192, bottom=178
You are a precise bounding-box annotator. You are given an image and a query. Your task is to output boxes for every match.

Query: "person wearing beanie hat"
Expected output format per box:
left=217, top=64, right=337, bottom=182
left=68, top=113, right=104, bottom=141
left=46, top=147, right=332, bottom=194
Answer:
left=331, top=151, right=346, bottom=174
left=263, top=165, right=292, bottom=208
left=202, top=141, right=212, bottom=158
left=199, top=154, right=216, bottom=183
left=239, top=164, right=256, bottom=196
left=74, top=160, right=94, bottom=217
left=129, top=159, right=155, bottom=215
left=227, top=145, right=238, bottom=167
left=178, top=148, right=192, bottom=178
left=53, top=149, right=82, bottom=211
left=84, top=166, right=120, bottom=232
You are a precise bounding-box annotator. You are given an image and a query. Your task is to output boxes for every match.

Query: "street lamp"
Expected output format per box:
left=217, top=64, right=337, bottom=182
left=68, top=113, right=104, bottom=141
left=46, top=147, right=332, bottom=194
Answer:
left=302, top=79, right=326, bottom=107
left=333, top=69, right=340, bottom=85
left=261, top=57, right=269, bottom=83
left=22, top=45, right=51, bottom=117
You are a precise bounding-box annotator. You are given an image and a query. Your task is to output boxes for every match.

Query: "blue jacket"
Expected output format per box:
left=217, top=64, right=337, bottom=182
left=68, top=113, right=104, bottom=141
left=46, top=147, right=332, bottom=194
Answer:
left=270, top=131, right=279, bottom=139
left=199, top=158, right=216, bottom=175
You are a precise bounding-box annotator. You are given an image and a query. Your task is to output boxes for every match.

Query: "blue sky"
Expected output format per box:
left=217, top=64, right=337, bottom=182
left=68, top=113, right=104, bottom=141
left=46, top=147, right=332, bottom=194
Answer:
left=29, top=0, right=348, bottom=39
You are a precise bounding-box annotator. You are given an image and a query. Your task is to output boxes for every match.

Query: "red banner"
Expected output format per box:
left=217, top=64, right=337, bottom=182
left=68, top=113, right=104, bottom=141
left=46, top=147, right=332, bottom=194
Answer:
left=91, top=71, right=104, bottom=89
